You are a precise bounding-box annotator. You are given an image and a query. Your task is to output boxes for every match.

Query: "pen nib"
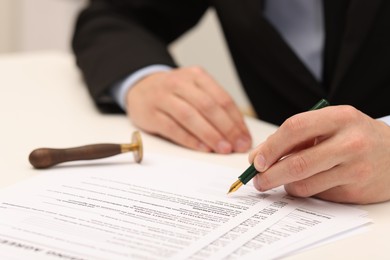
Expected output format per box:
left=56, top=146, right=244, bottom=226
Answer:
left=227, top=180, right=243, bottom=194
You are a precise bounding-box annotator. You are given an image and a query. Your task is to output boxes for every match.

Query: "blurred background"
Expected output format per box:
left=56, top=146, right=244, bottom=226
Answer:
left=0, top=0, right=250, bottom=111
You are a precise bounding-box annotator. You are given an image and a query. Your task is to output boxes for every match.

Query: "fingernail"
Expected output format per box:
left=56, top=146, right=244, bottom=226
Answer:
left=234, top=136, right=251, bottom=152
left=217, top=140, right=232, bottom=154
left=198, top=143, right=210, bottom=152
left=255, top=154, right=266, bottom=172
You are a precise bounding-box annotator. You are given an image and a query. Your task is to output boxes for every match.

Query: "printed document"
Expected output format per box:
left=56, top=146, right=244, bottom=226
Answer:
left=0, top=153, right=370, bottom=259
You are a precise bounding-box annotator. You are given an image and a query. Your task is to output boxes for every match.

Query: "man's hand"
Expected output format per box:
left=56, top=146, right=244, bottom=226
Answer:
left=249, top=105, right=390, bottom=204
left=126, top=66, right=252, bottom=153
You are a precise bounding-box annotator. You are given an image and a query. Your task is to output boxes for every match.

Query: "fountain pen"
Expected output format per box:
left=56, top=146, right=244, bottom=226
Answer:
left=227, top=99, right=330, bottom=194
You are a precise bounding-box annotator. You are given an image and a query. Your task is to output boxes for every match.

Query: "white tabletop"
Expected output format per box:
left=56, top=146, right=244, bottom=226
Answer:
left=0, top=51, right=388, bottom=259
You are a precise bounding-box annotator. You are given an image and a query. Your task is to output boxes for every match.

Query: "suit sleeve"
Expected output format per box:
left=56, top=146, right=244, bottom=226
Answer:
left=72, top=0, right=209, bottom=112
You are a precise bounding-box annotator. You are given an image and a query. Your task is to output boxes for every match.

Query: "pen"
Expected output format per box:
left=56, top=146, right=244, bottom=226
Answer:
left=227, top=99, right=330, bottom=194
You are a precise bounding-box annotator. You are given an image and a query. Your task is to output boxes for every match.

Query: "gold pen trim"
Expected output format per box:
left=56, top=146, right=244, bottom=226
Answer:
left=227, top=179, right=243, bottom=194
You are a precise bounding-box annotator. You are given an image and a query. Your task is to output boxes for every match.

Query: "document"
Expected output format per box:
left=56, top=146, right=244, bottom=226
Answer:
left=0, top=154, right=297, bottom=260
left=0, top=153, right=370, bottom=259
left=189, top=184, right=369, bottom=260
left=223, top=199, right=369, bottom=259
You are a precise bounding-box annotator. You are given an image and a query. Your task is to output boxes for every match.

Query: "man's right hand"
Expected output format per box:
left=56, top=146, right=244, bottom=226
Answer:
left=125, top=66, right=252, bottom=154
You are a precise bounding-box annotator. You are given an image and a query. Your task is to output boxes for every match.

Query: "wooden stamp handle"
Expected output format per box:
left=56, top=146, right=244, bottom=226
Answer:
left=29, top=144, right=122, bottom=169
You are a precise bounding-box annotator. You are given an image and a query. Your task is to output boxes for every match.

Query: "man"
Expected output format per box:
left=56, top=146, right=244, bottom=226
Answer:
left=73, top=0, right=390, bottom=204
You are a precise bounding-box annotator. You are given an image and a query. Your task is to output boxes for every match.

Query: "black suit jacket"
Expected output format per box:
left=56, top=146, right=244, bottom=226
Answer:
left=73, top=0, right=390, bottom=125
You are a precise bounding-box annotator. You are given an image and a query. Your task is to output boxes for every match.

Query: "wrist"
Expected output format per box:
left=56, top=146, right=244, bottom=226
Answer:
left=110, top=65, right=172, bottom=111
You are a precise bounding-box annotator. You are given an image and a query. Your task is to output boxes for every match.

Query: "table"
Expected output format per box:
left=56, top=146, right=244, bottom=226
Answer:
left=0, top=51, right=388, bottom=259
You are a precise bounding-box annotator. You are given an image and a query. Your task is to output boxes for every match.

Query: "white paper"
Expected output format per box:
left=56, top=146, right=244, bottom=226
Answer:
left=0, top=153, right=371, bottom=260
left=226, top=199, right=370, bottom=260
left=0, top=154, right=295, bottom=260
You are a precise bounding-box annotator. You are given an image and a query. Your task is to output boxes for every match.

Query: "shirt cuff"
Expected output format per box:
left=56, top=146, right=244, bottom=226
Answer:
left=110, top=65, right=172, bottom=111
left=378, top=115, right=390, bottom=126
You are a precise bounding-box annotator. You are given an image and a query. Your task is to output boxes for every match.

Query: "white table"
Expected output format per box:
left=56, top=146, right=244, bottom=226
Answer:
left=0, top=51, right=388, bottom=259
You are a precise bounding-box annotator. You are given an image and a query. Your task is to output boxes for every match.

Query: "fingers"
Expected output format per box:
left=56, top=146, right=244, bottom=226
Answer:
left=251, top=107, right=340, bottom=172
left=252, top=158, right=371, bottom=204
left=126, top=66, right=252, bottom=153
left=251, top=107, right=346, bottom=192
left=152, top=112, right=212, bottom=152
left=283, top=164, right=347, bottom=199
left=193, top=67, right=250, bottom=136
left=253, top=135, right=344, bottom=191
left=160, top=94, right=233, bottom=153
left=251, top=105, right=390, bottom=204
left=284, top=161, right=371, bottom=204
left=253, top=160, right=366, bottom=204
left=173, top=72, right=251, bottom=152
